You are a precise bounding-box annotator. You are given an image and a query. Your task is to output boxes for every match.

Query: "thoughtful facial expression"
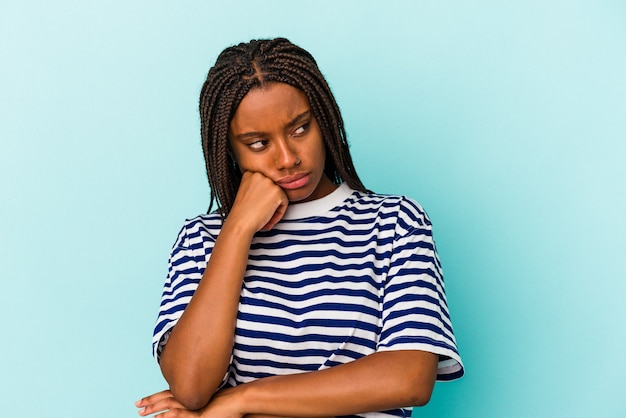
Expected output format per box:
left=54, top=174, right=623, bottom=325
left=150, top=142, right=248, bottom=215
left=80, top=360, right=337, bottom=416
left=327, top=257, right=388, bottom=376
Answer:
left=229, top=82, right=336, bottom=203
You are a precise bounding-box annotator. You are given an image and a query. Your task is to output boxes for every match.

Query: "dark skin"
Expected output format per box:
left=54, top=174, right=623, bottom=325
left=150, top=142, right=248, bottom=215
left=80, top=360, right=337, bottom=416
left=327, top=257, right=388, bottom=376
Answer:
left=136, top=83, right=439, bottom=417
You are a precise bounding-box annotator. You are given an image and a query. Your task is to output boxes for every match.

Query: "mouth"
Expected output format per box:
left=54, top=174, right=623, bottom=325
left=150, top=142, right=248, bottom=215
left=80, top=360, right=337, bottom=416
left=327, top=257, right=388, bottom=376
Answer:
left=276, top=173, right=310, bottom=190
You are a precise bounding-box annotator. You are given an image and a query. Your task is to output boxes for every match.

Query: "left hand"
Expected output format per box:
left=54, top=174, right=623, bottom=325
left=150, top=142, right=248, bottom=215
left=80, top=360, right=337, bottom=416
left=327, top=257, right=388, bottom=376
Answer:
left=135, top=388, right=246, bottom=418
left=136, top=390, right=199, bottom=417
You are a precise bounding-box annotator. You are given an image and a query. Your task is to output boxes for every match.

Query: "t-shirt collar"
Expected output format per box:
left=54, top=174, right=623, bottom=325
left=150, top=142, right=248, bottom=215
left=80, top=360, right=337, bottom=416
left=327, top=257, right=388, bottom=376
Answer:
left=281, top=183, right=354, bottom=220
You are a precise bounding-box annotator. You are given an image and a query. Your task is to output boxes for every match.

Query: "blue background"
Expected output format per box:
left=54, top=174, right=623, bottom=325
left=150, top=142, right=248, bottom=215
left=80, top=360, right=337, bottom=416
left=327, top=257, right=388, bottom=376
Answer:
left=1, top=1, right=625, bottom=417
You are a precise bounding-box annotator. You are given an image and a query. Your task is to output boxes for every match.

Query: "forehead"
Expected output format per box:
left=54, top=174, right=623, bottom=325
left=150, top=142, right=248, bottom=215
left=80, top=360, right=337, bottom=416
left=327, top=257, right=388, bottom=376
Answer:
left=230, top=83, right=310, bottom=133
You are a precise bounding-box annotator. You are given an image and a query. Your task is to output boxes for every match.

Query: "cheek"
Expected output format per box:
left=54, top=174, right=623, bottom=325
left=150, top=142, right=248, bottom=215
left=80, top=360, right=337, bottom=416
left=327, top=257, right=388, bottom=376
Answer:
left=313, top=137, right=327, bottom=167
left=234, top=152, right=272, bottom=175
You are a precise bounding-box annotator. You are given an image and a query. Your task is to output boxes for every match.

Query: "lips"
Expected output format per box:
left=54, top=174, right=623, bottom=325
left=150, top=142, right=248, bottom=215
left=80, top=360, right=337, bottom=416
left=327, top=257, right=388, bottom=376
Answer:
left=276, top=173, right=310, bottom=190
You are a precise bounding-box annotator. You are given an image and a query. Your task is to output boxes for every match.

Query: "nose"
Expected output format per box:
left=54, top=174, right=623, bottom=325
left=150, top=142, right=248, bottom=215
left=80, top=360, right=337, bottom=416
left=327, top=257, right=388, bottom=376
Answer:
left=275, top=138, right=299, bottom=169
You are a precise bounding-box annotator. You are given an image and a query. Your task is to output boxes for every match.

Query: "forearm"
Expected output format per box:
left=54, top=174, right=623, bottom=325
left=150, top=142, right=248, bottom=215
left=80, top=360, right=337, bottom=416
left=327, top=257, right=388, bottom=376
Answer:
left=238, top=350, right=438, bottom=417
left=160, top=220, right=254, bottom=409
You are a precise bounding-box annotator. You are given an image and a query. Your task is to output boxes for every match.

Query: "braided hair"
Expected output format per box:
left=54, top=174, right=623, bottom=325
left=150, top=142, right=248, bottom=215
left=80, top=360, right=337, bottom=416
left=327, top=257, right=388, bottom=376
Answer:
left=200, top=37, right=368, bottom=216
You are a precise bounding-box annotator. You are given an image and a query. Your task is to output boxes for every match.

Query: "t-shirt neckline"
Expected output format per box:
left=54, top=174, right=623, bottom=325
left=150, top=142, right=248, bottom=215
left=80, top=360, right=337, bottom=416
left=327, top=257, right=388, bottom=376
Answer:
left=281, top=183, right=354, bottom=221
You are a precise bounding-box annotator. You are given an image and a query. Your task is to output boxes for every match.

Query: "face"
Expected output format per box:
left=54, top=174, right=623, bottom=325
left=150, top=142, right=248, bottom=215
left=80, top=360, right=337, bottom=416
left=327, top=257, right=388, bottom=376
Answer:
left=229, top=82, right=336, bottom=203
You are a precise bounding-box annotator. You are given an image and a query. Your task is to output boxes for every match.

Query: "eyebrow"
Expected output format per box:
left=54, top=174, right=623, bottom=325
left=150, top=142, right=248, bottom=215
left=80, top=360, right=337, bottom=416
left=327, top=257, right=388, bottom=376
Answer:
left=232, top=109, right=312, bottom=141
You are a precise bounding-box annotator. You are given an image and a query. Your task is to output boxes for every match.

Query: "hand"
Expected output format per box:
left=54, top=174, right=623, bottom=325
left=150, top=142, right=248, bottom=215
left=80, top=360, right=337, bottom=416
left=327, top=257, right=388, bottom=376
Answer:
left=227, top=171, right=289, bottom=233
left=136, top=389, right=200, bottom=417
left=135, top=387, right=246, bottom=418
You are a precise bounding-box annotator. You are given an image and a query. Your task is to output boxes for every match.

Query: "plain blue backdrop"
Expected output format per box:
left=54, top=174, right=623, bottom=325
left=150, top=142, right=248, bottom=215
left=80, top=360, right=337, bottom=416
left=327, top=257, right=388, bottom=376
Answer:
left=1, top=1, right=625, bottom=417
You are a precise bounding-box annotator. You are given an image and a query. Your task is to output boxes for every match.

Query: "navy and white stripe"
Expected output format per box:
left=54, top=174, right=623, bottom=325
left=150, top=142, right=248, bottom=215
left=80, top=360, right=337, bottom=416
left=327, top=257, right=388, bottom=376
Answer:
left=153, top=183, right=464, bottom=418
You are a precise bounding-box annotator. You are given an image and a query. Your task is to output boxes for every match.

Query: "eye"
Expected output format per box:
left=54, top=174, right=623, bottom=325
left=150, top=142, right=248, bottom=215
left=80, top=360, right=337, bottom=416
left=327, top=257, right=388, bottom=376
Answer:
left=293, top=122, right=310, bottom=136
left=248, top=139, right=268, bottom=151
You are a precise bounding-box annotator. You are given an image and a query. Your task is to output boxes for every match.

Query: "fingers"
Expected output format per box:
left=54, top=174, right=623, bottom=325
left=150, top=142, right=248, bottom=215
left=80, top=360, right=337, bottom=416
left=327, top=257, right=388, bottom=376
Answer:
left=229, top=171, right=289, bottom=233
left=261, top=198, right=288, bottom=231
left=135, top=389, right=173, bottom=408
left=136, top=390, right=189, bottom=417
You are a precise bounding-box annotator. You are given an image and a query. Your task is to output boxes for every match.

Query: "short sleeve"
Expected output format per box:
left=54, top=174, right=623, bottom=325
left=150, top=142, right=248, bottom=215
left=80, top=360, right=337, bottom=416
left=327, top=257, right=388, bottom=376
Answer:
left=377, top=198, right=464, bottom=381
left=151, top=219, right=215, bottom=363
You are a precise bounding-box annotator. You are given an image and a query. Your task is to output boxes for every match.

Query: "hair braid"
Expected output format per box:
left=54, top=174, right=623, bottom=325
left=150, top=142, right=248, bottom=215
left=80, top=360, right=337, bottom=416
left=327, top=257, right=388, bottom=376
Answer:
left=200, top=37, right=369, bottom=217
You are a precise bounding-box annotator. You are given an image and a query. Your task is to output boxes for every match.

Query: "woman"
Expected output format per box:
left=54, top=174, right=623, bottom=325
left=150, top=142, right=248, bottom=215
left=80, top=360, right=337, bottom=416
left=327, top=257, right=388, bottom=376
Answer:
left=136, top=38, right=463, bottom=418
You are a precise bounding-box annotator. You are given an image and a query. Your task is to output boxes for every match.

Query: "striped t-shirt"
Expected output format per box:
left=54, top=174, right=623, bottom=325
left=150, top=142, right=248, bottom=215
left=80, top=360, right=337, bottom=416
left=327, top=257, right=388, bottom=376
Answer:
left=153, top=183, right=464, bottom=417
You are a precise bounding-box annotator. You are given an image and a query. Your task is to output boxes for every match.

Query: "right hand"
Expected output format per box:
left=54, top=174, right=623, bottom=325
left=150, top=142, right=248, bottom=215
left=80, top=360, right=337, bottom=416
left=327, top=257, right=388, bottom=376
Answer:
left=227, top=171, right=289, bottom=233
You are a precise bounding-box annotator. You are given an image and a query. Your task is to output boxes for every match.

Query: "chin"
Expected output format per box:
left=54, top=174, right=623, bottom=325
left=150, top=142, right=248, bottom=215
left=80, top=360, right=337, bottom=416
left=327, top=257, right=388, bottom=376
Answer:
left=286, top=188, right=315, bottom=203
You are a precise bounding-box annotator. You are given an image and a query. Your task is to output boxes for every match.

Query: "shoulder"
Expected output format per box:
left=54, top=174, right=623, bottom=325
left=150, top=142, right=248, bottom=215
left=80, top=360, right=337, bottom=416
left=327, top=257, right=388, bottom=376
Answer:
left=173, top=212, right=223, bottom=249
left=346, top=190, right=431, bottom=228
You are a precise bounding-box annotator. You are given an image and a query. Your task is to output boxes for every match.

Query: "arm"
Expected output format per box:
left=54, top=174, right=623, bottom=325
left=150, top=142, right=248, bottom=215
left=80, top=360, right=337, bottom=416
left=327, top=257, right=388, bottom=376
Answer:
left=220, top=350, right=438, bottom=417
left=137, top=350, right=437, bottom=417
left=159, top=172, right=289, bottom=410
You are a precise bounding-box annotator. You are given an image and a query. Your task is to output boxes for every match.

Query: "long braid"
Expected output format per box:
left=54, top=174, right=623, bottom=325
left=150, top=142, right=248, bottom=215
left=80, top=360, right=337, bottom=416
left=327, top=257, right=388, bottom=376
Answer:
left=200, top=38, right=369, bottom=217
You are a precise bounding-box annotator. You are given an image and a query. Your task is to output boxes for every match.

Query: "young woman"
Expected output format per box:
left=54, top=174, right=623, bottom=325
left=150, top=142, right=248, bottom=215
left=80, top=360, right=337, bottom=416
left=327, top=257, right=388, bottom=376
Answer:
left=136, top=38, right=464, bottom=418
